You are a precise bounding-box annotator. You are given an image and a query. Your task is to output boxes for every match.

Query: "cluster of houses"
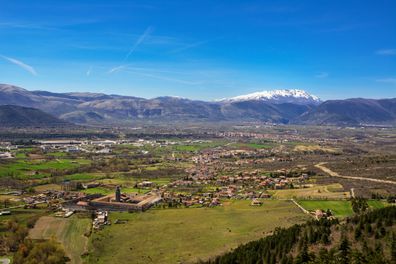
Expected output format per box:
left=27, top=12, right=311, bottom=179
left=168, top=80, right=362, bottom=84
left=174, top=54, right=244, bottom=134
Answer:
left=93, top=211, right=109, bottom=229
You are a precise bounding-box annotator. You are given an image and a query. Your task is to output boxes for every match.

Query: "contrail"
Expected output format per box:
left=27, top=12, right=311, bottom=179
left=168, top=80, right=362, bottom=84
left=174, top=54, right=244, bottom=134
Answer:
left=168, top=40, right=209, bottom=54
left=86, top=66, right=92, bottom=76
left=1, top=55, right=37, bottom=76
left=108, top=65, right=127, bottom=74
left=124, top=26, right=153, bottom=61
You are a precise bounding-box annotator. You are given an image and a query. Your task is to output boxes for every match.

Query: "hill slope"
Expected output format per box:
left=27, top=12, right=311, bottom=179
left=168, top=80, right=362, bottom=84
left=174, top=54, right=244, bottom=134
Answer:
left=1, top=84, right=396, bottom=126
left=296, top=98, right=396, bottom=125
left=207, top=205, right=396, bottom=264
left=0, top=105, right=70, bottom=127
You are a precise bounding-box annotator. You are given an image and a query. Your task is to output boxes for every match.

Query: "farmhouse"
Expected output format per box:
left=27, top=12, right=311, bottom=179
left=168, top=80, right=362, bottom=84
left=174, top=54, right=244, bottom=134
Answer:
left=0, top=152, right=13, bottom=159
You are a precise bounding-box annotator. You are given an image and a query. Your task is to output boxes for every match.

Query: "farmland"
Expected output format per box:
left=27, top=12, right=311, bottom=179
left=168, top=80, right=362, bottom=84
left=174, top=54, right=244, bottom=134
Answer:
left=29, top=215, right=91, bottom=264
left=297, top=199, right=389, bottom=218
left=87, top=200, right=308, bottom=264
left=267, top=183, right=350, bottom=200
left=0, top=125, right=395, bottom=263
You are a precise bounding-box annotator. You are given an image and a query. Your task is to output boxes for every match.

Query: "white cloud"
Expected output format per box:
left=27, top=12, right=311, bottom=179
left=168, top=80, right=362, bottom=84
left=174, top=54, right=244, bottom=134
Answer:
left=0, top=55, right=37, bottom=76
left=376, top=78, right=396, bottom=84
left=375, top=49, right=396, bottom=56
left=315, top=72, right=329, bottom=78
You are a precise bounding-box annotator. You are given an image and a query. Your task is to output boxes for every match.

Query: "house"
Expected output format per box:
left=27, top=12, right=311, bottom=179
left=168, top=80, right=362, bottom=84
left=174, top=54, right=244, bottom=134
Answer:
left=251, top=199, right=263, bottom=206
left=0, top=152, right=13, bottom=159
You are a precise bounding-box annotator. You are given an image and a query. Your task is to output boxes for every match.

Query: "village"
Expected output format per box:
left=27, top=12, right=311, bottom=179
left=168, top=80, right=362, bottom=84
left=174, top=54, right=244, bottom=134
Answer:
left=0, top=126, right=395, bottom=264
left=0, top=135, right=320, bottom=232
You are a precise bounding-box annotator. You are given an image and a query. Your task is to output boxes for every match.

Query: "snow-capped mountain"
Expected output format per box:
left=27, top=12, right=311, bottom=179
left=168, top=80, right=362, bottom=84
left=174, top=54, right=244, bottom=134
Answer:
left=223, top=89, right=321, bottom=105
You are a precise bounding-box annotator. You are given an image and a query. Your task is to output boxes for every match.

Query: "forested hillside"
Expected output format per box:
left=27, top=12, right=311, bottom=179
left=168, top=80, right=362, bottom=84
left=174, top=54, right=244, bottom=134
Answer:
left=206, top=204, right=396, bottom=264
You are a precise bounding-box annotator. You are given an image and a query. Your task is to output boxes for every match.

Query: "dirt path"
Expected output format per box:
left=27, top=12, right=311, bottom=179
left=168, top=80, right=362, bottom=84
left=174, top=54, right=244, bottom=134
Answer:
left=291, top=199, right=312, bottom=216
left=315, top=162, right=396, bottom=185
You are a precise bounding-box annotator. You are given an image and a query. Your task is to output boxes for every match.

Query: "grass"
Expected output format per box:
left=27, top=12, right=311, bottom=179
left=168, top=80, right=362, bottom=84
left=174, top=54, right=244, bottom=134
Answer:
left=171, top=141, right=227, bottom=152
left=268, top=184, right=350, bottom=199
left=293, top=144, right=341, bottom=154
left=29, top=215, right=91, bottom=264
left=230, top=143, right=272, bottom=149
left=0, top=158, right=90, bottom=179
left=298, top=200, right=353, bottom=218
left=34, top=183, right=62, bottom=192
left=87, top=200, right=308, bottom=264
left=82, top=187, right=113, bottom=195
left=0, top=209, right=47, bottom=232
left=64, top=173, right=103, bottom=181
left=82, top=186, right=148, bottom=195
left=298, top=200, right=389, bottom=218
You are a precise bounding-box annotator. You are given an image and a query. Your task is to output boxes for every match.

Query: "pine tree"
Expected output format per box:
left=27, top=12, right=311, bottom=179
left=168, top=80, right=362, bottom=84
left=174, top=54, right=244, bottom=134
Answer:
left=338, top=235, right=350, bottom=264
left=391, top=232, right=396, bottom=263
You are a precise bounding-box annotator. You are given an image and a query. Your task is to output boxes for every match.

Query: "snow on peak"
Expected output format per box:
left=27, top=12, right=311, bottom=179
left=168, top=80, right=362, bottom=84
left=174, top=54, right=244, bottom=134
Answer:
left=223, top=89, right=321, bottom=105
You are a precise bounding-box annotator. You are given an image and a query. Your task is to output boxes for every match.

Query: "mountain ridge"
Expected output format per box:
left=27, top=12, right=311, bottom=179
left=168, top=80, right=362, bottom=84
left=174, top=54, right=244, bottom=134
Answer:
left=1, top=84, right=395, bottom=126
left=0, top=105, right=70, bottom=127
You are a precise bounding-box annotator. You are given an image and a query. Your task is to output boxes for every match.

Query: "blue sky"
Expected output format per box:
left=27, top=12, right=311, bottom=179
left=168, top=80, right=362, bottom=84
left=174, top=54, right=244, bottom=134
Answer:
left=0, top=0, right=395, bottom=100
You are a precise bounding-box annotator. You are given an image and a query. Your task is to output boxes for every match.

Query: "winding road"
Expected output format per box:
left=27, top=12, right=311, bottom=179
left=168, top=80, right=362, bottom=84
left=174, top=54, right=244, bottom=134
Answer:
left=315, top=162, right=396, bottom=185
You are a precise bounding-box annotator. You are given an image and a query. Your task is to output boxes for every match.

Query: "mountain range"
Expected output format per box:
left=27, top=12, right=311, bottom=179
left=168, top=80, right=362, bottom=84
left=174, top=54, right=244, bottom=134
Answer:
left=0, top=105, right=69, bottom=127
left=0, top=84, right=395, bottom=127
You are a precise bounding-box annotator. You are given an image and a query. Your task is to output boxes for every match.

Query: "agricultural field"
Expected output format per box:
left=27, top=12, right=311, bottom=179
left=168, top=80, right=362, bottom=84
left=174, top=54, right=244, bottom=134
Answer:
left=29, top=215, right=91, bottom=264
left=297, top=200, right=389, bottom=218
left=267, top=183, right=350, bottom=200
left=293, top=144, right=341, bottom=154
left=87, top=200, right=308, bottom=264
left=0, top=154, right=90, bottom=179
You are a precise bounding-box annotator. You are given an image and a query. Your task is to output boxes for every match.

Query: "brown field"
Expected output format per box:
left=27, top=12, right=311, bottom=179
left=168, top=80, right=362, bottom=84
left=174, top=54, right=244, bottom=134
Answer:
left=29, top=215, right=91, bottom=264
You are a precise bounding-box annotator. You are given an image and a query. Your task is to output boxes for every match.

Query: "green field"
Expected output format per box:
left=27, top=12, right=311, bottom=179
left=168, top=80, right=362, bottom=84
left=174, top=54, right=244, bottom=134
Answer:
left=0, top=157, right=90, bottom=179
left=64, top=173, right=103, bottom=181
left=268, top=184, right=350, bottom=199
left=29, top=215, right=91, bottom=264
left=298, top=200, right=389, bottom=218
left=0, top=209, right=46, bottom=230
left=230, top=142, right=272, bottom=149
left=87, top=200, right=308, bottom=264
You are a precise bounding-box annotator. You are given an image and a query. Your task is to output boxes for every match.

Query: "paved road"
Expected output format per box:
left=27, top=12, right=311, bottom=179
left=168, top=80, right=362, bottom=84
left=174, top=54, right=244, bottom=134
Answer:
left=315, top=162, right=396, bottom=185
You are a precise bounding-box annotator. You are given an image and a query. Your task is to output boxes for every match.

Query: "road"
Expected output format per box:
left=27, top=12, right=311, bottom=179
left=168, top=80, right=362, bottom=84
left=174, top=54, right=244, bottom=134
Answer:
left=291, top=199, right=312, bottom=216
left=315, top=162, right=396, bottom=185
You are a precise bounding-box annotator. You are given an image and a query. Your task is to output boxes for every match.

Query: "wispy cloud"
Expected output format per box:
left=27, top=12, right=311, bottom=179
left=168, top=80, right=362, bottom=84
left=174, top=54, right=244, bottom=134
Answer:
left=0, top=55, right=37, bottom=76
left=376, top=78, right=396, bottom=84
left=108, top=65, right=127, bottom=74
left=0, top=22, right=55, bottom=30
left=124, top=26, right=154, bottom=61
left=86, top=66, right=92, bottom=76
left=375, top=49, right=396, bottom=56
left=168, top=40, right=209, bottom=54
left=119, top=67, right=202, bottom=85
left=315, top=72, right=329, bottom=78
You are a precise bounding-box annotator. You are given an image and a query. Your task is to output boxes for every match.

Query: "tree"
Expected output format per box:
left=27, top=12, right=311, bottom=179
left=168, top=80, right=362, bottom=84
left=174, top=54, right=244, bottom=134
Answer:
left=13, top=239, right=69, bottom=264
left=391, top=232, right=396, bottom=263
left=351, top=197, right=369, bottom=215
left=337, top=236, right=350, bottom=264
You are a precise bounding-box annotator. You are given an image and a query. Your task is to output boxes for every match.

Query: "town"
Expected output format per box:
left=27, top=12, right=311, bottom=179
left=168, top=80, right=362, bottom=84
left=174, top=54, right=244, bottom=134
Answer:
left=1, top=125, right=395, bottom=263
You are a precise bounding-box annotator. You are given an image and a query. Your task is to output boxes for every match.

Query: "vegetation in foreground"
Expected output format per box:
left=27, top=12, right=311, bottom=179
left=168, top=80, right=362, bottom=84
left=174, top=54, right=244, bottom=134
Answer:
left=206, top=206, right=396, bottom=264
left=87, top=200, right=308, bottom=264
